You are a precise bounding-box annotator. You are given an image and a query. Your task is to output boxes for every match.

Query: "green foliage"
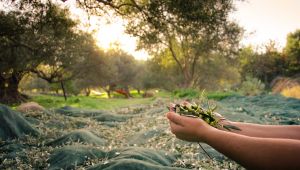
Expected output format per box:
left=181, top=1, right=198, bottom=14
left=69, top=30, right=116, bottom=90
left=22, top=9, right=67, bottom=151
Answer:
left=172, top=89, right=238, bottom=100
left=155, top=90, right=172, bottom=98
left=0, top=2, right=83, bottom=80
left=86, top=49, right=139, bottom=98
left=193, top=54, right=241, bottom=90
left=115, top=0, right=242, bottom=88
left=63, top=81, right=81, bottom=96
left=19, top=74, right=49, bottom=92
left=106, top=49, right=138, bottom=86
left=206, top=91, right=239, bottom=100
left=0, top=2, right=96, bottom=104
left=129, top=90, right=144, bottom=98
left=172, top=89, right=200, bottom=99
left=144, top=56, right=181, bottom=90
left=72, top=47, right=107, bottom=93
left=239, top=44, right=285, bottom=86
left=32, top=5, right=98, bottom=84
left=284, top=29, right=300, bottom=75
left=148, top=50, right=241, bottom=90
left=238, top=76, right=266, bottom=96
left=239, top=31, right=300, bottom=88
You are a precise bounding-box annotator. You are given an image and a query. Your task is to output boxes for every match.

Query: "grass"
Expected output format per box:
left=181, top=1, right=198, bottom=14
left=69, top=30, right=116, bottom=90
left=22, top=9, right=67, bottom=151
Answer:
left=206, top=91, right=239, bottom=100
left=172, top=88, right=238, bottom=100
left=29, top=90, right=238, bottom=110
left=31, top=94, right=156, bottom=110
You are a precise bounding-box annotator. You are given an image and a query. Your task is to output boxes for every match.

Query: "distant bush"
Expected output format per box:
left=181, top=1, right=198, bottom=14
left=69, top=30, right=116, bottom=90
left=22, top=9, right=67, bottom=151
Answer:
left=270, top=76, right=300, bottom=99
left=143, top=91, right=155, bottom=98
left=172, top=88, right=200, bottom=99
left=206, top=91, right=238, bottom=100
left=111, top=92, right=127, bottom=98
left=238, top=76, right=265, bottom=96
left=172, top=89, right=238, bottom=100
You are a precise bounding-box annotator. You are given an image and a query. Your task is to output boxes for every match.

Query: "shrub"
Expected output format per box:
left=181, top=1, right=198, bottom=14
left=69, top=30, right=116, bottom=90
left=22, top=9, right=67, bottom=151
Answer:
left=238, top=76, right=265, bottom=95
left=206, top=91, right=238, bottom=100
left=142, top=91, right=155, bottom=98
left=172, top=89, right=200, bottom=99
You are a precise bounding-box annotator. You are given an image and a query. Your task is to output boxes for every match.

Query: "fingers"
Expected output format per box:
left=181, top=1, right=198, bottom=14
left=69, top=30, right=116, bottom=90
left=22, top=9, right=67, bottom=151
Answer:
left=169, top=121, right=183, bottom=134
left=167, top=111, right=205, bottom=126
left=167, top=112, right=184, bottom=135
left=166, top=112, right=183, bottom=125
left=169, top=103, right=176, bottom=112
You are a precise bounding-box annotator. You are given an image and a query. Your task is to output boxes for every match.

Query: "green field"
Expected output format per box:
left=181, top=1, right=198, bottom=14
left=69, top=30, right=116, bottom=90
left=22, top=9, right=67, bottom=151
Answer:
left=30, top=90, right=238, bottom=110
left=31, top=94, right=156, bottom=110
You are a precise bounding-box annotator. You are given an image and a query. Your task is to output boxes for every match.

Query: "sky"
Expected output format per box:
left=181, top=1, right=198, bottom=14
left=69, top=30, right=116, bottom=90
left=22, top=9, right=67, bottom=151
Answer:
left=232, top=0, right=300, bottom=51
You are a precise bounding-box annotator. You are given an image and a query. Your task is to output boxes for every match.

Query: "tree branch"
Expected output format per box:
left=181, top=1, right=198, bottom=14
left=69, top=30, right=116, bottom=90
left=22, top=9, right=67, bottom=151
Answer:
left=167, top=38, right=185, bottom=78
left=8, top=37, right=35, bottom=52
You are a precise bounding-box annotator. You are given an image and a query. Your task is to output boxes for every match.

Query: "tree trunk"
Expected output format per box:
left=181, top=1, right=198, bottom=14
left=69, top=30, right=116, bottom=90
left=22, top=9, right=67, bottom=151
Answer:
left=108, top=84, right=116, bottom=98
left=137, top=89, right=140, bottom=94
left=168, top=37, right=195, bottom=88
left=85, top=88, right=91, bottom=96
left=101, top=86, right=111, bottom=98
left=183, top=78, right=194, bottom=88
left=124, top=86, right=132, bottom=98
left=107, top=90, right=111, bottom=98
left=0, top=73, right=26, bottom=104
left=55, top=89, right=59, bottom=95
left=60, top=81, right=67, bottom=101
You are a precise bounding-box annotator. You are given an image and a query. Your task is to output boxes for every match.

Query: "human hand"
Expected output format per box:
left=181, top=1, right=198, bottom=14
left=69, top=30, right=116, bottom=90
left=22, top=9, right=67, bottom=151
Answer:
left=166, top=112, right=215, bottom=142
left=169, top=101, right=230, bottom=124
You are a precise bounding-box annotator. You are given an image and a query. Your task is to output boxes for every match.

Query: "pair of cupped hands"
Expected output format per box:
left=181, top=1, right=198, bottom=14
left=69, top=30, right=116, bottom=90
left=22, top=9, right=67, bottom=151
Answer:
left=166, top=101, right=228, bottom=143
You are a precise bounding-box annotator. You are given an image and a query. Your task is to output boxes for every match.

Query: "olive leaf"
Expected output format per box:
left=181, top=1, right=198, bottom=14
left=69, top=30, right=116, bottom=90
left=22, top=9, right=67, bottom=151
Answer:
left=223, top=124, right=241, bottom=131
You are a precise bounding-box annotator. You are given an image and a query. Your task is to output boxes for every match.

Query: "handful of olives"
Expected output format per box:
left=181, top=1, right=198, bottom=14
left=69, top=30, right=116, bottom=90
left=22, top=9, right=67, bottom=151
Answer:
left=168, top=101, right=240, bottom=131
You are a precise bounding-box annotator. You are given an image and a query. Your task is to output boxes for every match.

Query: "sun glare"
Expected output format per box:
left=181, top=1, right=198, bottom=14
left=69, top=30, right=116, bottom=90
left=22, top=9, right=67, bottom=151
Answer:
left=61, top=0, right=149, bottom=60
left=94, top=19, right=149, bottom=60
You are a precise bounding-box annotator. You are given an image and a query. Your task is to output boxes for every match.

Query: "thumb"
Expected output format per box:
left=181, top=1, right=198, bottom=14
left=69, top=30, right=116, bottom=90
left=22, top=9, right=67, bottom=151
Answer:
left=166, top=112, right=183, bottom=126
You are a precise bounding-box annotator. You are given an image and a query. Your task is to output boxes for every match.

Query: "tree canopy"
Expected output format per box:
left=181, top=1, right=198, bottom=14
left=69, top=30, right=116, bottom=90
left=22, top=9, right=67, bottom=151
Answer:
left=284, top=29, right=300, bottom=75
left=2, top=0, right=299, bottom=103
left=80, top=0, right=243, bottom=87
left=0, top=1, right=99, bottom=103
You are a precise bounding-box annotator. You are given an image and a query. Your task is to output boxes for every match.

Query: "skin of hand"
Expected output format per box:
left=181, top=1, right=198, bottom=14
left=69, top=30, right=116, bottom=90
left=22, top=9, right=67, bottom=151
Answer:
left=166, top=111, right=300, bottom=169
left=166, top=111, right=214, bottom=142
left=211, top=111, right=300, bottom=140
left=207, top=111, right=300, bottom=140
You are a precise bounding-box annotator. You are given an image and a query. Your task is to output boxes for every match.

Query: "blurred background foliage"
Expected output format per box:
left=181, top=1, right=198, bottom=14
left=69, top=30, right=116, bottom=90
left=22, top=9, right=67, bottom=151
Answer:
left=0, top=0, right=300, bottom=105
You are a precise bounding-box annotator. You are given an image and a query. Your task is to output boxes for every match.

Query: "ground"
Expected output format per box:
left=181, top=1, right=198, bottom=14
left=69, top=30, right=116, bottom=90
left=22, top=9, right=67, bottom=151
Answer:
left=0, top=92, right=299, bottom=169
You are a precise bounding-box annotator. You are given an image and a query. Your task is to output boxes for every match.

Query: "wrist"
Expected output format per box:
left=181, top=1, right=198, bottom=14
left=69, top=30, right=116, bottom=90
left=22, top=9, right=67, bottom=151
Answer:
left=199, top=126, right=219, bottom=143
left=202, top=127, right=227, bottom=145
